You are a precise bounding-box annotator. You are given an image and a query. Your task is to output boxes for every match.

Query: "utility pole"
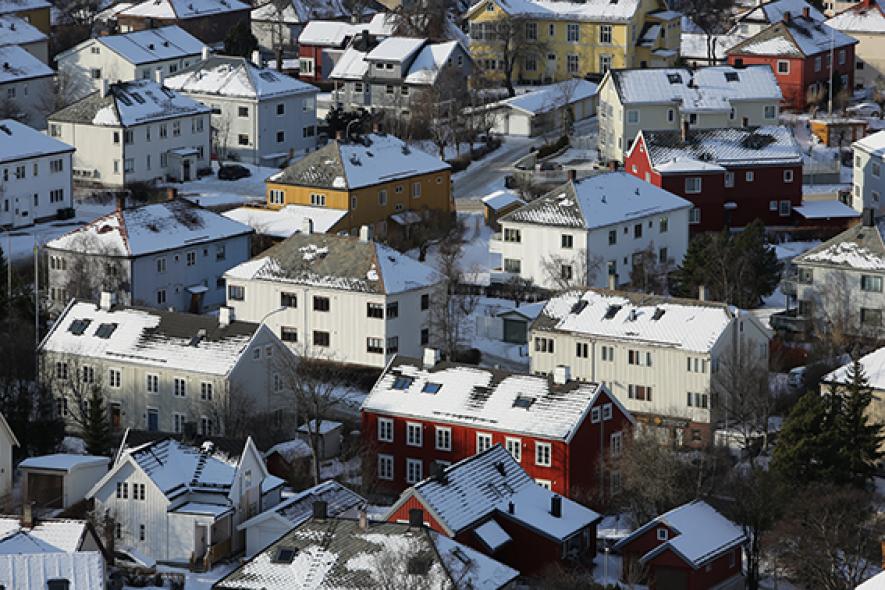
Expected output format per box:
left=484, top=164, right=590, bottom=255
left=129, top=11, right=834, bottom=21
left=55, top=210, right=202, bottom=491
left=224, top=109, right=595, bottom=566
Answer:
left=828, top=28, right=835, bottom=115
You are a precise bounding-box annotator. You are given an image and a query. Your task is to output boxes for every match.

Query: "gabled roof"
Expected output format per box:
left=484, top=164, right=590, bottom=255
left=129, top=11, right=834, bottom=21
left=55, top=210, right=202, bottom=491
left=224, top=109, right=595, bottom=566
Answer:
left=607, top=65, right=782, bottom=109
left=0, top=119, right=73, bottom=165
left=329, top=38, right=468, bottom=85
left=297, top=20, right=355, bottom=46
left=794, top=218, right=885, bottom=270
left=327, top=45, right=370, bottom=79
left=268, top=133, right=449, bottom=190
left=824, top=347, right=885, bottom=391
left=735, top=0, right=824, bottom=26
left=853, top=129, right=885, bottom=156
left=533, top=289, right=757, bottom=354
left=366, top=36, right=425, bottom=62
left=224, top=233, right=439, bottom=295
left=0, top=552, right=105, bottom=590
left=481, top=189, right=524, bottom=211
left=0, top=517, right=91, bottom=554
left=166, top=55, right=318, bottom=99
left=389, top=445, right=601, bottom=540
left=46, top=199, right=252, bottom=257
left=238, top=480, right=365, bottom=532
left=18, top=454, right=109, bottom=472
left=827, top=0, right=885, bottom=33
left=496, top=79, right=598, bottom=116
left=466, top=0, right=642, bottom=23
left=118, top=0, right=249, bottom=20
left=49, top=79, right=210, bottom=127
left=40, top=300, right=264, bottom=376
left=251, top=0, right=379, bottom=25
left=500, top=171, right=691, bottom=230
left=728, top=15, right=857, bottom=57
left=614, top=501, right=746, bottom=568
left=636, top=125, right=803, bottom=170
left=86, top=25, right=203, bottom=65
left=403, top=41, right=468, bottom=85
left=0, top=412, right=17, bottom=449
left=223, top=205, right=347, bottom=239
left=858, top=570, right=885, bottom=590
left=217, top=517, right=519, bottom=590
left=0, top=0, right=50, bottom=14
left=0, top=44, right=53, bottom=84
left=0, top=15, right=47, bottom=47
left=361, top=357, right=628, bottom=441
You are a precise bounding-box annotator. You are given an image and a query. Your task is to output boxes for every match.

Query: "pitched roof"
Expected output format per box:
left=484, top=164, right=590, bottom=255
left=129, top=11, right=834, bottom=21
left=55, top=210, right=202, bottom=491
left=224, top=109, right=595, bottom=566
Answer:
left=736, top=0, right=825, bottom=25
left=854, top=129, right=885, bottom=156
left=0, top=0, right=50, bottom=14
left=18, top=454, right=109, bottom=472
left=91, top=25, right=203, bottom=65
left=533, top=289, right=747, bottom=353
left=46, top=199, right=252, bottom=257
left=392, top=445, right=601, bottom=539
left=297, top=14, right=395, bottom=45
left=614, top=501, right=746, bottom=568
left=251, top=0, right=377, bottom=25
left=118, top=0, right=249, bottom=19
left=361, top=357, right=626, bottom=440
left=466, top=0, right=642, bottom=23
left=608, top=65, right=782, bottom=109
left=39, top=300, right=263, bottom=376
left=858, top=570, right=885, bottom=590
left=403, top=41, right=466, bottom=85
left=239, top=480, right=365, bottom=532
left=496, top=79, right=598, bottom=115
left=222, top=205, right=347, bottom=239
left=267, top=133, right=449, bottom=190
left=637, top=125, right=803, bottom=170
left=224, top=233, right=439, bottom=295
left=824, top=347, right=885, bottom=391
left=329, top=39, right=468, bottom=86
left=728, top=15, right=857, bottom=57
left=827, top=0, right=885, bottom=33
left=0, top=15, right=47, bottom=47
left=366, top=37, right=425, bottom=62
left=327, top=45, right=370, bottom=80
left=49, top=79, right=210, bottom=127
left=500, top=171, right=691, bottom=230
left=0, top=552, right=105, bottom=590
left=0, top=44, right=53, bottom=84
left=0, top=517, right=91, bottom=553
left=794, top=219, right=885, bottom=270
left=0, top=119, right=74, bottom=164
left=166, top=55, right=318, bottom=99
left=481, top=189, right=524, bottom=211
left=217, top=517, right=518, bottom=590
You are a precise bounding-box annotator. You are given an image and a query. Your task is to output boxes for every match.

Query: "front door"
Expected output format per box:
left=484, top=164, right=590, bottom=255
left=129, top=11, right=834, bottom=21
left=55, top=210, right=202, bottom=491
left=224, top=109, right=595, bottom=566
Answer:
left=194, top=524, right=208, bottom=559
left=111, top=403, right=122, bottom=431
left=147, top=409, right=159, bottom=432
left=182, top=158, right=192, bottom=181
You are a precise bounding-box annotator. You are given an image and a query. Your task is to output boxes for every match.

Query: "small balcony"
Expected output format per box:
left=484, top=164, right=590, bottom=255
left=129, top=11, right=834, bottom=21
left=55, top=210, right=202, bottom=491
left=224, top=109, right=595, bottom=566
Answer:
left=769, top=308, right=811, bottom=334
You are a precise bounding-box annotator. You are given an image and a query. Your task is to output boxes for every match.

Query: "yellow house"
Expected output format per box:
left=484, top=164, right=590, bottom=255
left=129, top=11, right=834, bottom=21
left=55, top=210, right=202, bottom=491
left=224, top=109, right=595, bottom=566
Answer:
left=465, top=0, right=680, bottom=84
left=264, top=132, right=453, bottom=237
left=0, top=0, right=51, bottom=34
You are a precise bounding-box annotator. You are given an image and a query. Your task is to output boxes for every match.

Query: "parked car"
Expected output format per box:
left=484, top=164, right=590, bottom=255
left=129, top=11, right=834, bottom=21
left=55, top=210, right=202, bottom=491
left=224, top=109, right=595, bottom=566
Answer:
left=787, top=366, right=807, bottom=392
left=846, top=102, right=882, bottom=118
left=218, top=164, right=251, bottom=180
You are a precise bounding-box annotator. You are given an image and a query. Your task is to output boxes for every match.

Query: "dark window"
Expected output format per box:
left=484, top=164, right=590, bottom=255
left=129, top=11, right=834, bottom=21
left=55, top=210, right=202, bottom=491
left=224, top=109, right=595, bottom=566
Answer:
left=421, top=293, right=430, bottom=310
left=228, top=285, right=245, bottom=301
left=313, top=331, right=330, bottom=346
left=280, top=292, right=298, bottom=307
left=313, top=296, right=330, bottom=311
left=281, top=327, right=298, bottom=342
left=367, top=302, right=384, bottom=318
left=386, top=301, right=399, bottom=318
left=47, top=581, right=70, bottom=590
left=421, top=328, right=429, bottom=345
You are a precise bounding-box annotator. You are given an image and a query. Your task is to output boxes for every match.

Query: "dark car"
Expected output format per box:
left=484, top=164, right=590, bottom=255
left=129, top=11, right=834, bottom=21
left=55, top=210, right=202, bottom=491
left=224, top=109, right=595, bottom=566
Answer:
left=217, top=164, right=251, bottom=181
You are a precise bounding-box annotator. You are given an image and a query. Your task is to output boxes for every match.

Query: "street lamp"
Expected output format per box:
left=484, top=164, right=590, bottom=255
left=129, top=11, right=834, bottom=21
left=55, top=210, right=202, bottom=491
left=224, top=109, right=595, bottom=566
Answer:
left=604, top=546, right=610, bottom=582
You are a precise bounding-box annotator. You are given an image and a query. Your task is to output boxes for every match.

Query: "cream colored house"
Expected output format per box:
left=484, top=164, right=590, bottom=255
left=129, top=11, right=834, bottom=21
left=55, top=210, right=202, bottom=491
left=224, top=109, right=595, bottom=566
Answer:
left=0, top=413, right=18, bottom=501
left=530, top=289, right=771, bottom=446
left=596, top=65, right=783, bottom=162
left=851, top=130, right=885, bottom=216
left=827, top=0, right=885, bottom=92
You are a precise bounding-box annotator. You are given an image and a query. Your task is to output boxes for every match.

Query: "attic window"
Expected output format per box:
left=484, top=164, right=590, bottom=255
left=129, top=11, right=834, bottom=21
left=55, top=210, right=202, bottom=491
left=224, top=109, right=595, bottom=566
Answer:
left=571, top=300, right=588, bottom=314
left=666, top=73, right=682, bottom=84
left=68, top=319, right=92, bottom=336
left=422, top=382, right=442, bottom=394
left=724, top=72, right=739, bottom=82
left=392, top=376, right=414, bottom=390
left=652, top=308, right=665, bottom=321
left=513, top=395, right=536, bottom=409
left=273, top=547, right=298, bottom=564
left=95, top=323, right=118, bottom=339
left=604, top=304, right=622, bottom=320
left=161, top=88, right=175, bottom=98
left=657, top=528, right=669, bottom=541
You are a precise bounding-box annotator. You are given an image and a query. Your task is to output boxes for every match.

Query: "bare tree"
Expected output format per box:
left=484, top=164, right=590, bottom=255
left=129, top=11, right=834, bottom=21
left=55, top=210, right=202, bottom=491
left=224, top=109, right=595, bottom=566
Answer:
left=501, top=275, right=534, bottom=308
left=541, top=249, right=603, bottom=292
left=627, top=243, right=671, bottom=295
left=393, top=0, right=458, bottom=41
left=472, top=17, right=550, bottom=97
left=408, top=67, right=470, bottom=160
left=681, top=0, right=736, bottom=64
left=58, top=234, right=129, bottom=308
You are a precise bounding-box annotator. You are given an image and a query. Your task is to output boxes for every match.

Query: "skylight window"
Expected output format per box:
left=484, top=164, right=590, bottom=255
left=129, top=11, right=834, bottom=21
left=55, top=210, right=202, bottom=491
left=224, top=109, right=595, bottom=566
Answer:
left=604, top=304, right=622, bottom=319
left=513, top=395, right=535, bottom=409
left=422, top=382, right=442, bottom=394
left=724, top=72, right=739, bottom=82
left=130, top=92, right=145, bottom=104
left=161, top=87, right=175, bottom=98
left=666, top=73, right=682, bottom=84
left=259, top=71, right=277, bottom=82
left=95, top=323, right=118, bottom=339
left=392, top=376, right=414, bottom=390
left=652, top=308, right=666, bottom=321
left=273, top=547, right=298, bottom=563
left=117, top=94, right=132, bottom=106
left=68, top=319, right=92, bottom=335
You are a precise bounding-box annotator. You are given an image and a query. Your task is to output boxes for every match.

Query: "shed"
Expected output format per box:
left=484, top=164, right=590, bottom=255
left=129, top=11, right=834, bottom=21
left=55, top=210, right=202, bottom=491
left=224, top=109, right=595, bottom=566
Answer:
left=264, top=438, right=312, bottom=480
left=488, top=80, right=597, bottom=137
left=296, top=420, right=343, bottom=460
left=19, top=454, right=110, bottom=509
left=810, top=117, right=868, bottom=147
left=481, top=190, right=525, bottom=231
left=497, top=302, right=545, bottom=344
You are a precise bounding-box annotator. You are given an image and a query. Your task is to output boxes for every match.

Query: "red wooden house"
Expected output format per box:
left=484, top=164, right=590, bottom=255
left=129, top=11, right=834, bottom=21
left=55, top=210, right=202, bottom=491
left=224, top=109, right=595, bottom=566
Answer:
left=360, top=354, right=635, bottom=498
left=625, top=124, right=803, bottom=232
left=726, top=10, right=857, bottom=111
left=385, top=444, right=602, bottom=575
left=614, top=500, right=746, bottom=590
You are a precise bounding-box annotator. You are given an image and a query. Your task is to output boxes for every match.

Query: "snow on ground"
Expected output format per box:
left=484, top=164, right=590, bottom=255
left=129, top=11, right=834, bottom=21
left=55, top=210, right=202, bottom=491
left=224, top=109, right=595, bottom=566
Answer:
left=408, top=140, right=484, bottom=161
left=174, top=161, right=277, bottom=208
left=773, top=240, right=820, bottom=261
left=592, top=550, right=639, bottom=588
left=122, top=562, right=238, bottom=590
left=548, top=147, right=599, bottom=168
left=407, top=212, right=492, bottom=275
left=320, top=456, right=361, bottom=484
left=467, top=296, right=535, bottom=370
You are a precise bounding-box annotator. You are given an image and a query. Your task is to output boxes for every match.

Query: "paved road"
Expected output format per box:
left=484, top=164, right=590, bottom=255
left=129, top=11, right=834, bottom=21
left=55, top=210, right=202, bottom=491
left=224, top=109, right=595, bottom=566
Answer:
left=453, top=137, right=534, bottom=211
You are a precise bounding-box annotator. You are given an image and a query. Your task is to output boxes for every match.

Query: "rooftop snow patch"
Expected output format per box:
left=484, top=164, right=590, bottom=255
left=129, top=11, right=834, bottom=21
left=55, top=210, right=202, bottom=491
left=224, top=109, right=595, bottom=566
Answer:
left=18, top=454, right=110, bottom=472
left=122, top=438, right=237, bottom=498
left=0, top=517, right=90, bottom=554
left=92, top=25, right=203, bottom=65
left=794, top=199, right=860, bottom=219
left=854, top=129, right=885, bottom=156
left=795, top=218, right=885, bottom=270
left=496, top=79, right=598, bottom=115
left=366, top=37, right=425, bottom=62
left=223, top=205, right=346, bottom=238
left=0, top=118, right=74, bottom=164
left=119, top=0, right=249, bottom=20
left=239, top=480, right=365, bottom=531
left=467, top=0, right=641, bottom=23
left=736, top=0, right=825, bottom=25
left=824, top=346, right=885, bottom=392
left=166, top=55, right=319, bottom=99
left=297, top=13, right=393, bottom=45
left=639, top=125, right=802, bottom=169
left=0, top=44, right=53, bottom=84
left=0, top=552, right=105, bottom=590
left=481, top=189, right=525, bottom=211
left=0, top=15, right=46, bottom=46
left=827, top=1, right=885, bottom=33
left=729, top=15, right=857, bottom=57
left=252, top=0, right=379, bottom=26
left=0, top=0, right=49, bottom=13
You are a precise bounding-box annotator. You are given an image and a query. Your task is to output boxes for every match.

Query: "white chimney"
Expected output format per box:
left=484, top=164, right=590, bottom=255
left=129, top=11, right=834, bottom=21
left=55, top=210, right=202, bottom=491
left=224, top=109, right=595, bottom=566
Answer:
left=99, top=291, right=114, bottom=311
left=219, top=306, right=233, bottom=327
left=423, top=348, right=440, bottom=369
left=302, top=218, right=314, bottom=235
left=251, top=50, right=261, bottom=66
left=553, top=365, right=571, bottom=385
left=99, top=78, right=109, bottom=98
left=359, top=225, right=373, bottom=242
left=154, top=68, right=164, bottom=86
left=698, top=285, right=707, bottom=301
left=608, top=273, right=616, bottom=290
left=201, top=46, right=210, bottom=61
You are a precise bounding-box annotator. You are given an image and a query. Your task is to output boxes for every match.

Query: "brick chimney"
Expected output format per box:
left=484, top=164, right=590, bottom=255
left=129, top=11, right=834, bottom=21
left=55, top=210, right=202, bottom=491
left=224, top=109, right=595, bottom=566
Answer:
left=802, top=6, right=810, bottom=19
left=681, top=119, right=690, bottom=143
left=115, top=193, right=126, bottom=211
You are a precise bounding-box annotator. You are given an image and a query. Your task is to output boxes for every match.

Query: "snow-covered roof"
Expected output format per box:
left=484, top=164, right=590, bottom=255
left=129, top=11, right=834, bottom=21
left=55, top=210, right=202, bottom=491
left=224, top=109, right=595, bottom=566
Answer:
left=736, top=0, right=824, bottom=25
left=614, top=501, right=746, bottom=568
left=223, top=205, right=346, bottom=239
left=609, top=65, right=782, bottom=109
left=496, top=79, right=598, bottom=116
left=166, top=55, right=318, bottom=99
left=330, top=38, right=467, bottom=85
left=269, top=133, right=449, bottom=190
left=824, top=347, right=885, bottom=391
left=218, top=517, right=519, bottom=590
left=0, top=552, right=105, bottom=590
left=858, top=571, right=885, bottom=590
left=18, top=454, right=109, bottom=472
left=729, top=15, right=857, bottom=57
left=402, top=41, right=464, bottom=85
left=0, top=119, right=74, bottom=164
left=0, top=44, right=53, bottom=84
left=393, top=445, right=601, bottom=540
left=297, top=13, right=394, bottom=46
left=534, top=289, right=743, bottom=354
left=297, top=419, right=342, bottom=435
left=119, top=438, right=237, bottom=499
left=0, top=518, right=90, bottom=554
left=328, top=45, right=369, bottom=79
left=118, top=0, right=249, bottom=20
left=0, top=0, right=49, bottom=14
left=362, top=357, right=621, bottom=441
left=225, top=232, right=439, bottom=295
left=827, top=0, right=885, bottom=33
left=265, top=438, right=312, bottom=462
left=500, top=171, right=691, bottom=230
left=854, top=129, right=885, bottom=156
left=251, top=0, right=376, bottom=25
left=49, top=79, right=210, bottom=127
left=366, top=36, right=425, bottom=62
left=239, top=480, right=365, bottom=532
left=172, top=502, right=234, bottom=517
left=794, top=199, right=860, bottom=219
left=40, top=300, right=263, bottom=376
left=0, top=15, right=46, bottom=47
left=794, top=218, right=885, bottom=270
left=680, top=32, right=744, bottom=61
left=466, top=0, right=642, bottom=23
left=46, top=199, right=251, bottom=257
left=90, top=25, right=203, bottom=65
left=638, top=125, right=803, bottom=170
left=481, top=189, right=524, bottom=211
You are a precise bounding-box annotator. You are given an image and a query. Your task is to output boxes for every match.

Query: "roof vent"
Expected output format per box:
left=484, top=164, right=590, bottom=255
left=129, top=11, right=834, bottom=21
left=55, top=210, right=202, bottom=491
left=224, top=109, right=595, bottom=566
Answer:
left=628, top=309, right=638, bottom=321
left=495, top=461, right=506, bottom=476
left=350, top=154, right=361, bottom=166
left=0, top=124, right=8, bottom=136
left=272, top=547, right=298, bottom=564
left=652, top=307, right=665, bottom=321
left=2, top=62, right=9, bottom=70
left=571, top=299, right=588, bottom=314
left=401, top=144, right=411, bottom=155
left=148, top=43, right=155, bottom=50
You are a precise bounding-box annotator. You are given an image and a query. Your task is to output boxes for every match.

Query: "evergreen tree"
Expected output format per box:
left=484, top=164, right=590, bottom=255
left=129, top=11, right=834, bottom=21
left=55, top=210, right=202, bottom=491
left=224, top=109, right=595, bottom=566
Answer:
left=835, top=358, right=884, bottom=487
left=81, top=389, right=112, bottom=456
left=771, top=392, right=838, bottom=485
left=224, top=21, right=258, bottom=59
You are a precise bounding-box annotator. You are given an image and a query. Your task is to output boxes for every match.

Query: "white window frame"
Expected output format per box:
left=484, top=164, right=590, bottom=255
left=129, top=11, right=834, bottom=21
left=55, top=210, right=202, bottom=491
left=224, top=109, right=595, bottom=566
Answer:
left=406, top=458, right=423, bottom=484
left=776, top=60, right=789, bottom=74
left=535, top=442, right=552, bottom=466
left=146, top=373, right=159, bottom=394
left=378, top=454, right=394, bottom=480
left=109, top=368, right=121, bottom=389
left=505, top=437, right=522, bottom=461
left=784, top=169, right=794, bottom=183
left=684, top=177, right=702, bottom=194
left=377, top=417, right=393, bottom=442
left=476, top=432, right=492, bottom=454
left=406, top=422, right=423, bottom=447
left=435, top=426, right=451, bottom=451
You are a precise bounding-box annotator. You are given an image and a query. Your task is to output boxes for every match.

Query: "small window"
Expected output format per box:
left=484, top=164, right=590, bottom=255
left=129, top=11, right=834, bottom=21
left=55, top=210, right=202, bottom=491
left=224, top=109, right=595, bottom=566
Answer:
left=476, top=432, right=492, bottom=453
left=685, top=177, right=702, bottom=194
left=535, top=442, right=552, bottom=466
left=561, top=234, right=573, bottom=249
left=377, top=417, right=393, bottom=442
left=657, top=528, right=669, bottom=541
left=313, top=296, right=330, bottom=311
left=238, top=106, right=249, bottom=117
left=777, top=60, right=789, bottom=74
left=784, top=170, right=794, bottom=183
left=313, top=331, right=330, bottom=346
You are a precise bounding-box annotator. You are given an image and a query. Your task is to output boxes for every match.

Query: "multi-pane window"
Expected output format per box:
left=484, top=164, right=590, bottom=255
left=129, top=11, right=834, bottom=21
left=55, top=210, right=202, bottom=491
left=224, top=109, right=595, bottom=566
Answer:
left=627, top=384, right=652, bottom=401
left=608, top=229, right=617, bottom=245
left=506, top=437, right=522, bottom=461
left=561, top=234, right=573, bottom=249
left=378, top=417, right=393, bottom=442
left=406, top=423, right=423, bottom=447
left=504, top=259, right=521, bottom=273
left=109, top=369, right=121, bottom=388
left=281, top=292, right=298, bottom=307
left=685, top=177, right=702, bottom=193
left=687, top=357, right=707, bottom=373
left=601, top=346, right=614, bottom=361
left=173, top=378, right=186, bottom=397
left=386, top=302, right=399, bottom=318
left=269, top=189, right=284, bottom=205
left=378, top=454, right=394, bottom=480
left=659, top=216, right=669, bottom=233
left=610, top=431, right=623, bottom=457
left=313, top=331, right=330, bottom=346
left=503, top=228, right=521, bottom=242
left=535, top=442, right=552, bottom=466
left=281, top=327, right=298, bottom=342
left=116, top=482, right=128, bottom=499
left=599, top=24, right=611, bottom=44
left=576, top=342, right=589, bottom=358
left=406, top=458, right=422, bottom=484
left=525, top=22, right=537, bottom=40
left=567, top=23, right=580, bottom=42
left=310, top=193, right=326, bottom=206
left=146, top=374, right=159, bottom=393
left=133, top=483, right=146, bottom=500
left=861, top=308, right=882, bottom=326
left=367, top=302, right=384, bottom=318
left=228, top=285, right=245, bottom=300
left=627, top=350, right=652, bottom=366
left=686, top=392, right=709, bottom=408
left=435, top=426, right=451, bottom=451
left=173, top=413, right=185, bottom=433
left=534, top=337, right=554, bottom=353
left=476, top=432, right=492, bottom=453
left=82, top=366, right=95, bottom=383
left=861, top=275, right=883, bottom=292
left=367, top=337, right=384, bottom=353
left=313, top=296, right=330, bottom=311
left=200, top=382, right=213, bottom=400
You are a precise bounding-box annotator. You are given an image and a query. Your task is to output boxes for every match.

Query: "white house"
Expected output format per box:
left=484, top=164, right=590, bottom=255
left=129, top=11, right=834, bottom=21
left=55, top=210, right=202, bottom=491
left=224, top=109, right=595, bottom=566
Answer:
left=0, top=15, right=49, bottom=62
left=0, top=44, right=54, bottom=129
left=87, top=436, right=284, bottom=565
left=47, top=78, right=211, bottom=187
left=827, top=0, right=885, bottom=91
left=56, top=25, right=206, bottom=101
left=0, top=118, right=74, bottom=229
left=0, top=413, right=18, bottom=501
left=223, top=228, right=439, bottom=369
left=238, top=479, right=364, bottom=557
left=165, top=54, right=320, bottom=166
left=250, top=0, right=381, bottom=55
left=490, top=171, right=692, bottom=291
left=44, top=198, right=252, bottom=312
left=596, top=65, right=783, bottom=162
left=530, top=288, right=772, bottom=446
left=851, top=130, right=885, bottom=216
left=38, top=298, right=295, bottom=436
left=18, top=454, right=111, bottom=509
left=486, top=79, right=597, bottom=137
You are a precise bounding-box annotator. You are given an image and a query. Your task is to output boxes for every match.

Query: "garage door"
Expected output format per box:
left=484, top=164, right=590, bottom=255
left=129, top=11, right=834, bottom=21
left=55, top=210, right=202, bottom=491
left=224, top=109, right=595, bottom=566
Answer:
left=655, top=566, right=688, bottom=590
left=502, top=318, right=527, bottom=344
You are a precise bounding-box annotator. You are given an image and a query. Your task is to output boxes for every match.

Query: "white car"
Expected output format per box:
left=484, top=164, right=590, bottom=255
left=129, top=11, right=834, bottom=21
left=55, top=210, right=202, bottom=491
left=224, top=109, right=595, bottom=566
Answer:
left=847, top=102, right=882, bottom=117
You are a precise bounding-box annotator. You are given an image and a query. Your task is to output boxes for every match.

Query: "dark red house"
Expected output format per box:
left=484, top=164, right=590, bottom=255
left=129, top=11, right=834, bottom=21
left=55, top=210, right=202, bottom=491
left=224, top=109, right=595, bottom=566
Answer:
left=360, top=354, right=635, bottom=498
left=614, top=500, right=746, bottom=590
left=385, top=444, right=602, bottom=575
left=726, top=10, right=857, bottom=111
left=625, top=124, right=803, bottom=232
